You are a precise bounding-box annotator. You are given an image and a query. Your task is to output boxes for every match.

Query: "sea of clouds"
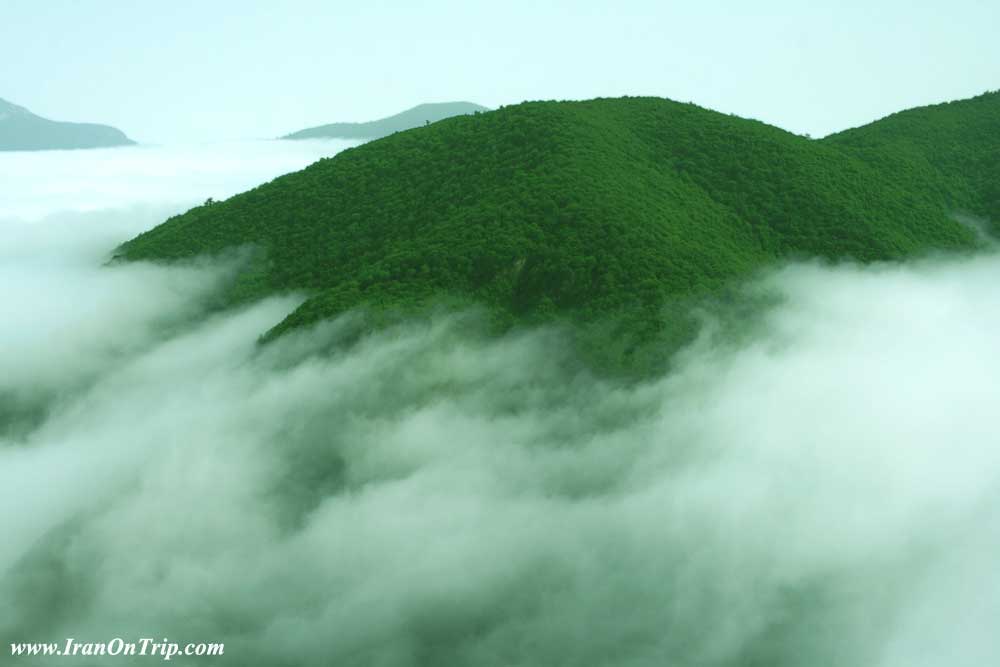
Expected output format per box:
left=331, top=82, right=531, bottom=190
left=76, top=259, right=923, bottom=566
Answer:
left=1, top=141, right=999, bottom=666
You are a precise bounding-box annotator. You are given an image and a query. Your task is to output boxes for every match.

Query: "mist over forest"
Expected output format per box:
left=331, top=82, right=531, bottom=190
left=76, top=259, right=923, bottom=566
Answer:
left=3, top=141, right=999, bottom=666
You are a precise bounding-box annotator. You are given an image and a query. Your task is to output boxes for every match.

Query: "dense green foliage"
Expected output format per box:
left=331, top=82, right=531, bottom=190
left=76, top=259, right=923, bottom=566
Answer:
left=827, top=89, right=1000, bottom=227
left=0, top=97, right=134, bottom=151
left=118, top=93, right=998, bottom=370
left=282, top=101, right=489, bottom=140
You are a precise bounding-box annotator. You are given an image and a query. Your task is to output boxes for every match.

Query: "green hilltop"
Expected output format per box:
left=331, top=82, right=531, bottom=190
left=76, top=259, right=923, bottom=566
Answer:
left=826, top=90, right=1000, bottom=224
left=117, top=92, right=999, bottom=370
left=0, top=97, right=134, bottom=151
left=282, top=101, right=489, bottom=140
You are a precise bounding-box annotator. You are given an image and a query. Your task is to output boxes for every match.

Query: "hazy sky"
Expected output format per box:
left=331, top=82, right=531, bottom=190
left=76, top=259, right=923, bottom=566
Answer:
left=2, top=0, right=998, bottom=142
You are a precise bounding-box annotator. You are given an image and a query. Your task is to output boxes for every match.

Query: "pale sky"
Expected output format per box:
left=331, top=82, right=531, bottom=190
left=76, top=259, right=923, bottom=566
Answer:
left=2, top=0, right=997, bottom=143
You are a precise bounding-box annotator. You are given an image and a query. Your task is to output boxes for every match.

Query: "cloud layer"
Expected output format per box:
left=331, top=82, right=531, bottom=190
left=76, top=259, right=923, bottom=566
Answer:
left=2, top=143, right=999, bottom=666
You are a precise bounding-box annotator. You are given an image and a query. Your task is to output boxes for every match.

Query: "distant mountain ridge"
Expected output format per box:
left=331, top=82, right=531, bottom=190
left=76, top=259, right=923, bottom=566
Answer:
left=0, top=98, right=134, bottom=151
left=282, top=102, right=489, bottom=140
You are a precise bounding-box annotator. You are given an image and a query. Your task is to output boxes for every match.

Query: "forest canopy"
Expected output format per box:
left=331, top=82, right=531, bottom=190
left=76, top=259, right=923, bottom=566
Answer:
left=116, top=92, right=1000, bottom=371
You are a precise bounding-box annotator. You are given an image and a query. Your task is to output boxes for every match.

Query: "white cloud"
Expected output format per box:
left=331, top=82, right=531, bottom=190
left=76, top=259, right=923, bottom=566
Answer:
left=0, top=139, right=357, bottom=222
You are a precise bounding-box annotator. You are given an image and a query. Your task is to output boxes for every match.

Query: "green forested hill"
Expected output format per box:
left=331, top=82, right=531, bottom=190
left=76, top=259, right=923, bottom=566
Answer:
left=825, top=90, right=1000, bottom=226
left=117, top=94, right=996, bottom=368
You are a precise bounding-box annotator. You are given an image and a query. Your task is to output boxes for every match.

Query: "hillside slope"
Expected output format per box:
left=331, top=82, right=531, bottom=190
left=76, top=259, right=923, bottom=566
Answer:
left=824, top=89, right=1000, bottom=226
left=118, top=95, right=992, bottom=367
left=0, top=98, right=134, bottom=151
left=282, top=102, right=489, bottom=140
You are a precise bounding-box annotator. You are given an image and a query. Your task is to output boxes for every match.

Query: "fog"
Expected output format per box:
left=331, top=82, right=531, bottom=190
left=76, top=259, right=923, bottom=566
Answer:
left=2, top=144, right=999, bottom=666
left=0, top=140, right=357, bottom=222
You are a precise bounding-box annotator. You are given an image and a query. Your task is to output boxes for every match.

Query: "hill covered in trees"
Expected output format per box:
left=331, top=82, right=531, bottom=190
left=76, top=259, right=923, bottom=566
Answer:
left=282, top=102, right=489, bottom=140
left=826, top=90, right=1000, bottom=226
left=117, top=92, right=999, bottom=370
left=0, top=97, right=134, bottom=151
